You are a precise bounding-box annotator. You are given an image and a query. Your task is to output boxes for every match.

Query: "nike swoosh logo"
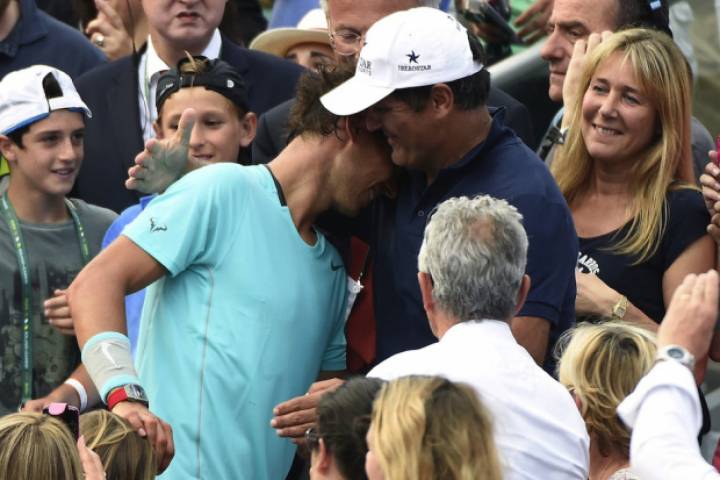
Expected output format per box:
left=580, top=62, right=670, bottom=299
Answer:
left=331, top=263, right=343, bottom=271
left=100, top=343, right=119, bottom=369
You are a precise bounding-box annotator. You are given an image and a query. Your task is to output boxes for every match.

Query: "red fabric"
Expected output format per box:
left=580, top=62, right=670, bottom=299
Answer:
left=712, top=436, right=720, bottom=471
left=345, top=237, right=376, bottom=374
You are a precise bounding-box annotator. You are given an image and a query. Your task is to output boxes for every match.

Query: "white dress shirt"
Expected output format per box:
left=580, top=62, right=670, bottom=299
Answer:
left=137, top=29, right=222, bottom=141
left=368, top=320, right=590, bottom=480
left=618, top=360, right=720, bottom=479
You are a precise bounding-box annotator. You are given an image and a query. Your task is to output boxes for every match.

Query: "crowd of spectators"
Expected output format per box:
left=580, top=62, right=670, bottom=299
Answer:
left=1, top=0, right=720, bottom=479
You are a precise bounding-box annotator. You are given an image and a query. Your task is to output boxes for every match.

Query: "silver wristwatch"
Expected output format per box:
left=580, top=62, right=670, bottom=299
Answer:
left=656, top=345, right=695, bottom=370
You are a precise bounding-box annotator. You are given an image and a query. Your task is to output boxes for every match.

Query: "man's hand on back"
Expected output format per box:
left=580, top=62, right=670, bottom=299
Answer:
left=271, top=378, right=345, bottom=444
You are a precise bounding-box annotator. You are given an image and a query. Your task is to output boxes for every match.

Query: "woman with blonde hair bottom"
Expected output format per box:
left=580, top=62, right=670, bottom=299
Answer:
left=365, top=376, right=502, bottom=480
left=557, top=321, right=657, bottom=479
left=0, top=412, right=84, bottom=479
left=81, top=409, right=155, bottom=480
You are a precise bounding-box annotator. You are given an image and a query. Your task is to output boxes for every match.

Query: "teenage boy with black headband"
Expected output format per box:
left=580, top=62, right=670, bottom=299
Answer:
left=68, top=64, right=395, bottom=480
left=0, top=66, right=116, bottom=416
left=101, top=55, right=257, bottom=355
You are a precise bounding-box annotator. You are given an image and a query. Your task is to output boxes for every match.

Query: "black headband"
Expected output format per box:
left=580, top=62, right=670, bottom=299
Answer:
left=156, top=56, right=250, bottom=114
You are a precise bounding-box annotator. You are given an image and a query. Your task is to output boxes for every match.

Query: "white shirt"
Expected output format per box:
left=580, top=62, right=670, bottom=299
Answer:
left=137, top=29, right=222, bottom=141
left=368, top=320, right=590, bottom=480
left=618, top=360, right=720, bottom=479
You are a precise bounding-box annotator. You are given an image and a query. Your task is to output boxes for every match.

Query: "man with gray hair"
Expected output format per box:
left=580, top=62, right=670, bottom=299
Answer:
left=368, top=195, right=590, bottom=480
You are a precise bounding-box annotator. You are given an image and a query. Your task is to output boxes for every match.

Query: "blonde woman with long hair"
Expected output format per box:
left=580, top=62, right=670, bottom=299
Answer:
left=557, top=322, right=656, bottom=479
left=552, top=28, right=714, bottom=345
left=365, top=376, right=502, bottom=480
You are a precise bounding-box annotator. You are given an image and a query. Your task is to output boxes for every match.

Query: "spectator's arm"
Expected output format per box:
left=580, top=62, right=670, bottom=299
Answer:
left=618, top=270, right=720, bottom=479
left=511, top=315, right=550, bottom=365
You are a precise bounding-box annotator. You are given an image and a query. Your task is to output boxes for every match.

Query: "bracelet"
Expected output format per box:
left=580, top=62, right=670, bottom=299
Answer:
left=611, top=295, right=628, bottom=321
left=64, top=379, right=88, bottom=412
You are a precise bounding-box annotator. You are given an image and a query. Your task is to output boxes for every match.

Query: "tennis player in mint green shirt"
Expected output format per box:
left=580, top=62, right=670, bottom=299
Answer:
left=69, top=64, right=394, bottom=479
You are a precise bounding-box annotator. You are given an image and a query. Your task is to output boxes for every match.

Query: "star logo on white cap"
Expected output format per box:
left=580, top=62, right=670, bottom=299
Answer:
left=406, top=50, right=420, bottom=64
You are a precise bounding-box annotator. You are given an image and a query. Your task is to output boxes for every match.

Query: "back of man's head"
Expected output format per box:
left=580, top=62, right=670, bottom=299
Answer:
left=615, top=0, right=670, bottom=34
left=418, top=195, right=528, bottom=322
left=288, top=64, right=355, bottom=139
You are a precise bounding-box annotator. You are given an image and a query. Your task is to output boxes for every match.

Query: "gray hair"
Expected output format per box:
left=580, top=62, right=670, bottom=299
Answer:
left=418, top=195, right=528, bottom=322
left=319, top=0, right=440, bottom=16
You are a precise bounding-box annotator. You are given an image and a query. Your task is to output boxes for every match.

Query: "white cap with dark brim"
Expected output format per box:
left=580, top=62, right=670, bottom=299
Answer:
left=0, top=65, right=91, bottom=135
left=321, top=7, right=484, bottom=116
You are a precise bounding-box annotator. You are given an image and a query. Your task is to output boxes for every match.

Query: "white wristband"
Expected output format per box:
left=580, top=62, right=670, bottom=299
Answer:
left=64, top=378, right=88, bottom=412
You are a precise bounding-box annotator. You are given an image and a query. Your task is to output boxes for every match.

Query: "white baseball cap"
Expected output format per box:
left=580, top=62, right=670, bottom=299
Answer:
left=0, top=65, right=91, bottom=135
left=321, top=7, right=484, bottom=116
left=249, top=9, right=330, bottom=58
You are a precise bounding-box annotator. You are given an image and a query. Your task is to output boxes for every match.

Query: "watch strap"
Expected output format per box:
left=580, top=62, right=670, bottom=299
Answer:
left=107, top=384, right=149, bottom=410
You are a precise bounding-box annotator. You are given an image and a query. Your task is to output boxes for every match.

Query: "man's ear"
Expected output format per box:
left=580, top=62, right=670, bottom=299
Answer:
left=238, top=112, right=257, bottom=148
left=418, top=271, right=436, bottom=314
left=343, top=115, right=366, bottom=144
left=0, top=135, right=18, bottom=164
left=430, top=83, right=454, bottom=117
left=316, top=438, right=332, bottom=472
left=513, top=274, right=531, bottom=317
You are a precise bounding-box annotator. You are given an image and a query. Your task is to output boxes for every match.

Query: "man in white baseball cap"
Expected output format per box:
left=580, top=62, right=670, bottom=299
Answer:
left=0, top=65, right=116, bottom=420
left=321, top=6, right=578, bottom=378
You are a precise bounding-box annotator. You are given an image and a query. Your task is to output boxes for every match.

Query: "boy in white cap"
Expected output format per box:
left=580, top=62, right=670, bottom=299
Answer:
left=0, top=65, right=116, bottom=416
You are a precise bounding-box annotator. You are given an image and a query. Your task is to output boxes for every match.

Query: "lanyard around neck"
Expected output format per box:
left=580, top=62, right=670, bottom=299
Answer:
left=0, top=192, right=90, bottom=404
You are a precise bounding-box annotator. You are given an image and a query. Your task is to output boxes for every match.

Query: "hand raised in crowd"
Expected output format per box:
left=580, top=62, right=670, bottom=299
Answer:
left=86, top=0, right=134, bottom=61
left=126, top=108, right=197, bottom=194
left=44, top=289, right=74, bottom=335
left=561, top=31, right=612, bottom=126
left=700, top=152, right=720, bottom=243
left=112, top=401, right=174, bottom=473
left=514, top=0, right=554, bottom=45
left=77, top=435, right=107, bottom=480
left=271, top=377, right=345, bottom=444
left=657, top=270, right=719, bottom=359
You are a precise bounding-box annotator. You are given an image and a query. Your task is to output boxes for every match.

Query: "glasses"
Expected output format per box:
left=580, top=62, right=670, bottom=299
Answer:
left=329, top=28, right=366, bottom=57
left=305, top=426, right=321, bottom=450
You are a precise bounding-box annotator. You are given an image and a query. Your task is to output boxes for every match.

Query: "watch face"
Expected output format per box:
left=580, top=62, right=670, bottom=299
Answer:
left=126, top=384, right=148, bottom=401
left=667, top=347, right=684, bottom=360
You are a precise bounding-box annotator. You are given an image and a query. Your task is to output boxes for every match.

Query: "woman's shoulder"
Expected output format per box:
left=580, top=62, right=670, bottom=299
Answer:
left=665, top=186, right=707, bottom=218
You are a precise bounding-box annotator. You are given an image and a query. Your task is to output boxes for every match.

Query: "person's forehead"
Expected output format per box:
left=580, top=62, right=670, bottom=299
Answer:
left=328, top=0, right=417, bottom=32
left=550, top=0, right=618, bottom=31
left=162, top=87, right=235, bottom=114
left=28, top=110, right=84, bottom=133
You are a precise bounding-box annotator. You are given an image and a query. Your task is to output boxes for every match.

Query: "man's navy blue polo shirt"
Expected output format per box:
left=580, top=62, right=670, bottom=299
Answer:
left=370, top=108, right=578, bottom=373
left=0, top=0, right=105, bottom=80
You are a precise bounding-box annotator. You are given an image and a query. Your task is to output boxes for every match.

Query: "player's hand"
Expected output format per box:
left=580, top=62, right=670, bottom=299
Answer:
left=112, top=401, right=174, bottom=473
left=44, top=289, right=74, bottom=335
left=126, top=108, right=196, bottom=194
left=271, top=378, right=345, bottom=444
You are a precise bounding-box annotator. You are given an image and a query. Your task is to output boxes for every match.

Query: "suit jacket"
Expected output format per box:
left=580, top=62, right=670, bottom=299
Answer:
left=74, top=36, right=304, bottom=213
left=252, top=86, right=535, bottom=165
